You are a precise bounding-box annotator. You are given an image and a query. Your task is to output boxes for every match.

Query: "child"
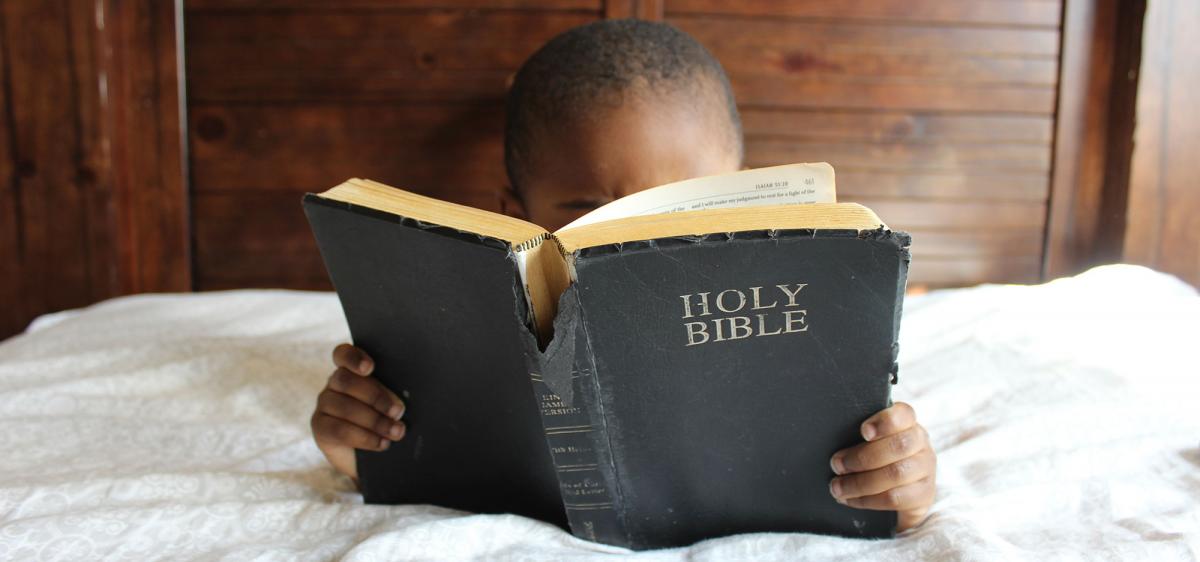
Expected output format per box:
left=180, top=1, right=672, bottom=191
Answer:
left=310, top=19, right=936, bottom=533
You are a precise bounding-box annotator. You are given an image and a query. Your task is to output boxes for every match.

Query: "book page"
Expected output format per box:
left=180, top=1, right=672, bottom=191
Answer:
left=555, top=162, right=836, bottom=233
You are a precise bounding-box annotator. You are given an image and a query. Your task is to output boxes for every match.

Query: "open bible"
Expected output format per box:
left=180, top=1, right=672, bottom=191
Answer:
left=303, top=163, right=910, bottom=549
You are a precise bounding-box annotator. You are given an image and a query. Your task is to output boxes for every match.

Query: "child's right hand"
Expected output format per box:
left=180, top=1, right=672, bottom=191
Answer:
left=311, top=343, right=406, bottom=485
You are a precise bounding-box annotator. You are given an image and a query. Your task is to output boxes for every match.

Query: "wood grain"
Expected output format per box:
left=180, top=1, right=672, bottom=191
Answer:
left=746, top=140, right=1051, bottom=174
left=103, top=0, right=192, bottom=294
left=605, top=0, right=662, bottom=19
left=1043, top=0, right=1143, bottom=279
left=185, top=9, right=597, bottom=102
left=676, top=17, right=1059, bottom=85
left=909, top=255, right=1042, bottom=286
left=664, top=0, right=1061, bottom=27
left=728, top=73, right=1056, bottom=113
left=188, top=103, right=1055, bottom=201
left=741, top=109, right=1053, bottom=144
left=183, top=0, right=1067, bottom=292
left=1125, top=0, right=1200, bottom=287
left=853, top=199, right=1045, bottom=230
left=188, top=103, right=507, bottom=195
left=0, top=1, right=113, bottom=338
left=0, top=0, right=188, bottom=340
left=675, top=16, right=1062, bottom=56
left=836, top=171, right=1048, bottom=202
left=905, top=229, right=1044, bottom=258
left=188, top=0, right=602, bottom=10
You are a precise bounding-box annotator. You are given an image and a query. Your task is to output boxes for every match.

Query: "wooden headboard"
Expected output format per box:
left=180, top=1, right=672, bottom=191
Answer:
left=4, top=0, right=1196, bottom=339
left=184, top=0, right=1060, bottom=290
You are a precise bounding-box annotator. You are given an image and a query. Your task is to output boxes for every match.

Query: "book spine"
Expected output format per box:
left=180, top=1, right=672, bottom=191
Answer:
left=526, top=289, right=628, bottom=547
left=889, top=231, right=913, bottom=388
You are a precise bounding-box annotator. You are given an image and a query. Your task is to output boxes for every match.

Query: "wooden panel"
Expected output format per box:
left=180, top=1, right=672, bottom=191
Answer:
left=1125, top=0, right=1200, bottom=287
left=741, top=108, right=1052, bottom=203
left=0, top=1, right=112, bottom=338
left=185, top=0, right=1065, bottom=291
left=678, top=16, right=1061, bottom=57
left=722, top=52, right=1057, bottom=86
left=665, top=0, right=1061, bottom=27
left=910, top=255, right=1042, bottom=286
left=0, top=0, right=188, bottom=340
left=1044, top=0, right=1143, bottom=278
left=905, top=229, right=1044, bottom=258
left=0, top=11, right=15, bottom=337
left=190, top=105, right=1053, bottom=188
left=676, top=17, right=1058, bottom=85
left=189, top=103, right=507, bottom=196
left=188, top=0, right=602, bottom=9
left=741, top=110, right=1054, bottom=144
left=605, top=0, right=663, bottom=19
left=185, top=10, right=597, bottom=102
left=746, top=140, right=1051, bottom=174
left=728, top=73, right=1055, bottom=113
left=189, top=103, right=1053, bottom=205
left=853, top=199, right=1045, bottom=230
left=103, top=0, right=192, bottom=294
left=836, top=172, right=1047, bottom=202
left=193, top=192, right=331, bottom=291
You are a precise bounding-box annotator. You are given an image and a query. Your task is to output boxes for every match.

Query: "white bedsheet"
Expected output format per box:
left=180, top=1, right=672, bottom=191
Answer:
left=0, top=264, right=1197, bottom=561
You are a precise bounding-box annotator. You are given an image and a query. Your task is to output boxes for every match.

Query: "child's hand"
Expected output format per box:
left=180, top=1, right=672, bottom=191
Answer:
left=311, top=343, right=406, bottom=485
left=828, top=402, right=936, bottom=532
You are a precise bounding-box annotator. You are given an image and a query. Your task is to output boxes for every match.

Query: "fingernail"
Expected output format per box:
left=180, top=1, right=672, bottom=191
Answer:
left=378, top=438, right=389, bottom=450
left=829, top=478, right=843, bottom=499
left=830, top=453, right=846, bottom=475
left=389, top=423, right=405, bottom=440
left=388, top=403, right=404, bottom=420
left=862, top=423, right=877, bottom=441
left=359, top=359, right=374, bottom=375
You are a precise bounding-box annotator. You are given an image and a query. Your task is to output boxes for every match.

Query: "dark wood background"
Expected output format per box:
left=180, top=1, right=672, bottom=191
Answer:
left=2, top=0, right=1196, bottom=340
left=186, top=0, right=1061, bottom=290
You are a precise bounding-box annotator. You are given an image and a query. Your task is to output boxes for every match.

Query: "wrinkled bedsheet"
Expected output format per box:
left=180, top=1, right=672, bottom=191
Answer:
left=1, top=264, right=1197, bottom=560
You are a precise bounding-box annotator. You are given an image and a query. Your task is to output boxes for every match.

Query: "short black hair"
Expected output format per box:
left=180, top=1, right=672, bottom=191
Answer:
left=504, top=19, right=743, bottom=193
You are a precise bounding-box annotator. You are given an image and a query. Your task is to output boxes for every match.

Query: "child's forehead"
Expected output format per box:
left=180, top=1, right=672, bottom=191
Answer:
left=527, top=93, right=739, bottom=197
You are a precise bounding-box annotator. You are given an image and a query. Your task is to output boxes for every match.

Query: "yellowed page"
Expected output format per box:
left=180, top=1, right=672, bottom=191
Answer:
left=555, top=162, right=836, bottom=232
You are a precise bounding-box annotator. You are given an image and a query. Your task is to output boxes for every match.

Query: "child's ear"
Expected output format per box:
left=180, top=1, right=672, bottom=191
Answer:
left=497, top=185, right=529, bottom=221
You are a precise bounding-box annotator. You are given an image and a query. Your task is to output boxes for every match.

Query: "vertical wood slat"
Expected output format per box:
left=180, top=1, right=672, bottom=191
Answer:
left=605, top=0, right=662, bottom=20
left=0, top=0, right=189, bottom=340
left=0, top=7, right=14, bottom=337
left=101, top=0, right=191, bottom=295
left=0, top=1, right=115, bottom=338
left=1124, top=0, right=1200, bottom=287
left=1043, top=0, right=1143, bottom=279
left=1044, top=0, right=1105, bottom=279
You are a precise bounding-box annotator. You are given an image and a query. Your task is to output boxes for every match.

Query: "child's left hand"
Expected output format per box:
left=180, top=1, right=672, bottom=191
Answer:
left=828, top=402, right=936, bottom=532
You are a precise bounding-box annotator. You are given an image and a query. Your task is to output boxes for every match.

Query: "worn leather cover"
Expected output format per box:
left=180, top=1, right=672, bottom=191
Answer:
left=305, top=192, right=909, bottom=550
left=303, top=194, right=567, bottom=527
left=563, top=229, right=909, bottom=549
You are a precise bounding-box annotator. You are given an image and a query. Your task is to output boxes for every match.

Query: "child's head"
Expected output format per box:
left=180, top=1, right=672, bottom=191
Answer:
left=503, top=19, right=743, bottom=231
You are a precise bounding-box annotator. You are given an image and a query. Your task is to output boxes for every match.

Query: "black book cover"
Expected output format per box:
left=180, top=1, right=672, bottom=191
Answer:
left=304, top=191, right=909, bottom=550
left=541, top=229, right=909, bottom=549
left=303, top=195, right=567, bottom=527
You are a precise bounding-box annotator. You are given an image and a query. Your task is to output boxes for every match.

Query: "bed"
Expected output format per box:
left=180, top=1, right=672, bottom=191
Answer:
left=1, top=264, right=1197, bottom=560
